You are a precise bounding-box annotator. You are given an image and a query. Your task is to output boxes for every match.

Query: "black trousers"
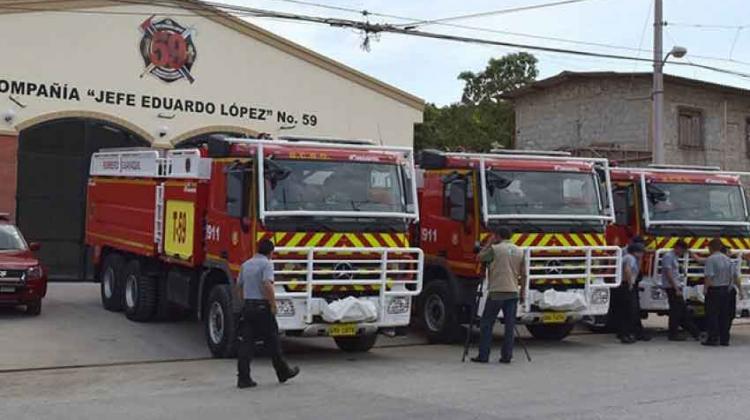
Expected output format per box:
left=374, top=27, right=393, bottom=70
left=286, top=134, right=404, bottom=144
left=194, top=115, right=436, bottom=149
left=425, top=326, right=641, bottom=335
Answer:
left=705, top=287, right=732, bottom=345
left=237, top=300, right=290, bottom=381
left=666, top=289, right=699, bottom=338
left=614, top=284, right=639, bottom=338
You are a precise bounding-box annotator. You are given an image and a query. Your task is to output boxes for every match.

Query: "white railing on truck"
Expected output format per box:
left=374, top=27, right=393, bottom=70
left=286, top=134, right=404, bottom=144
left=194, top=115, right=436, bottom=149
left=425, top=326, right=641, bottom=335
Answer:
left=522, top=245, right=622, bottom=313
left=271, top=247, right=424, bottom=324
left=89, top=148, right=211, bottom=179
left=651, top=248, right=707, bottom=286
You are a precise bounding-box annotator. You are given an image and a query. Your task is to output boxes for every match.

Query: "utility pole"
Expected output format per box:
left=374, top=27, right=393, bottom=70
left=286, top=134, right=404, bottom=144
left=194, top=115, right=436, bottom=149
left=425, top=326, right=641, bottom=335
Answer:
left=652, top=0, right=664, bottom=164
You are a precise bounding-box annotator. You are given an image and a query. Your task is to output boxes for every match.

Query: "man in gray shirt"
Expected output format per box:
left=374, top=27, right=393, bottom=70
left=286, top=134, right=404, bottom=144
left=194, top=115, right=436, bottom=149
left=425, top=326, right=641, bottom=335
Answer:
left=616, top=242, right=644, bottom=344
left=702, top=238, right=734, bottom=346
left=661, top=240, right=699, bottom=341
left=235, top=239, right=299, bottom=388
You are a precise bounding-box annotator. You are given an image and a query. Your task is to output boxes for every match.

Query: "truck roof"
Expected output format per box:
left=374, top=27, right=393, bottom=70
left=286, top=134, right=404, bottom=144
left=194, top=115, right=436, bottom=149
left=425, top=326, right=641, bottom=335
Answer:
left=610, top=167, right=742, bottom=185
left=228, top=139, right=412, bottom=164
left=420, top=150, right=602, bottom=173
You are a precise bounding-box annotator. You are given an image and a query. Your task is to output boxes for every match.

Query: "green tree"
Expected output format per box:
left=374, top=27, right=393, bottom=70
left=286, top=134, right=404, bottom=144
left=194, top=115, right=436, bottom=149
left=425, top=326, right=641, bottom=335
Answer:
left=414, top=53, right=538, bottom=152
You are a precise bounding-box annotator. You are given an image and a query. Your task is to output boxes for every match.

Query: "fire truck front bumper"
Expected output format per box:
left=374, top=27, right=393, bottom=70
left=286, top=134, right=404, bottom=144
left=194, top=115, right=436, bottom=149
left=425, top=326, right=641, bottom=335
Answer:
left=515, top=287, right=611, bottom=325
left=274, top=295, right=414, bottom=335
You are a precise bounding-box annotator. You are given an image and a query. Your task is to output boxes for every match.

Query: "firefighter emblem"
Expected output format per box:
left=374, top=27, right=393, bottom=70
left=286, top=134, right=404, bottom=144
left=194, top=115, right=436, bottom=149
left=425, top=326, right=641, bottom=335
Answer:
left=139, top=16, right=197, bottom=84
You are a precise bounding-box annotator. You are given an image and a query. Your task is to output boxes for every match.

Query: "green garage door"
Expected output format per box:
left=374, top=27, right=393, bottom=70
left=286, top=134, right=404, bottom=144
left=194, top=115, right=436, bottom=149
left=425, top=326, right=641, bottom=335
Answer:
left=16, top=119, right=147, bottom=280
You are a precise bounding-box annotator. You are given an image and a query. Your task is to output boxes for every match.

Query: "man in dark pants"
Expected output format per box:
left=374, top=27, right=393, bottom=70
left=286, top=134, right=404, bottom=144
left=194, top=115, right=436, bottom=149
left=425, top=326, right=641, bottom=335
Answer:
left=661, top=240, right=700, bottom=341
left=702, top=238, right=734, bottom=347
left=235, top=239, right=299, bottom=388
left=617, top=242, right=644, bottom=344
left=471, top=227, right=526, bottom=364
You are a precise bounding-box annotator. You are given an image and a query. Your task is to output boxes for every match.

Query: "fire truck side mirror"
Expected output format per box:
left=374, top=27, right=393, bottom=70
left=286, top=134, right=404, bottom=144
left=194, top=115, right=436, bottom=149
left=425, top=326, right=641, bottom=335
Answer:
left=447, top=181, right=467, bottom=222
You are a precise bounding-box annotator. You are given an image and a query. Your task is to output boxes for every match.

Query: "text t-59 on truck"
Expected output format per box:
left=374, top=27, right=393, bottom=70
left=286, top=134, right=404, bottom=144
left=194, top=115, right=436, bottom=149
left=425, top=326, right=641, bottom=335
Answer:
left=85, top=136, right=423, bottom=356
left=415, top=149, right=621, bottom=341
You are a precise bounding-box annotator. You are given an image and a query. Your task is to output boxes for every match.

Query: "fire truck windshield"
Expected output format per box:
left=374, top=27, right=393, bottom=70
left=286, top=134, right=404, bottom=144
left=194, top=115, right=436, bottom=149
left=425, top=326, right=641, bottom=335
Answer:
left=485, top=170, right=602, bottom=218
left=646, top=182, right=748, bottom=224
left=265, top=159, right=408, bottom=215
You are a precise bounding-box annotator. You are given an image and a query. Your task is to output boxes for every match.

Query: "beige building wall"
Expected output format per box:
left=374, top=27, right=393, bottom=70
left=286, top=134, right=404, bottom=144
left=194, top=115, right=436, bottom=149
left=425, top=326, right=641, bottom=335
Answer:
left=0, top=1, right=423, bottom=147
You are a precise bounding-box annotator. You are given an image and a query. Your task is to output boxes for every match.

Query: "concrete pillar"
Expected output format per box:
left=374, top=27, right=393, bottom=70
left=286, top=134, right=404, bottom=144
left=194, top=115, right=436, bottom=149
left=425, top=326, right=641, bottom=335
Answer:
left=0, top=133, right=18, bottom=221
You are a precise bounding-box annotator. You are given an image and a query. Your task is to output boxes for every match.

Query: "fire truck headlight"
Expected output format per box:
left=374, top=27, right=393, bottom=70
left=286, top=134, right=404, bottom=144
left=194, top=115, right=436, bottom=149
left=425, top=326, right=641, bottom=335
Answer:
left=591, top=288, right=609, bottom=305
left=651, top=288, right=667, bottom=301
left=26, top=266, right=43, bottom=282
left=387, top=296, right=411, bottom=314
left=276, top=299, right=295, bottom=317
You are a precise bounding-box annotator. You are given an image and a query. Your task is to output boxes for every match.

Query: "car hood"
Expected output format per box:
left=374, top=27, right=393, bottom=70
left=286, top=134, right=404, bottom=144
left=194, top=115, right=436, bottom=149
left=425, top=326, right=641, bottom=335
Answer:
left=0, top=250, right=39, bottom=270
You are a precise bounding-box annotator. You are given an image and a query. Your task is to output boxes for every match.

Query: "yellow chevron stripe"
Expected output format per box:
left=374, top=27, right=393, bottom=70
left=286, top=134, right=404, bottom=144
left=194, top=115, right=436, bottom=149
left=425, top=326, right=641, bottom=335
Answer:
left=664, top=237, right=678, bottom=249
left=693, top=237, right=706, bottom=248
left=285, top=232, right=307, bottom=248
left=363, top=233, right=382, bottom=248
left=511, top=233, right=524, bottom=243
left=306, top=233, right=325, bottom=247
left=353, top=285, right=365, bottom=291
left=556, top=234, right=571, bottom=247
left=346, top=233, right=366, bottom=248
left=569, top=234, right=586, bottom=247
left=324, top=233, right=343, bottom=248
left=537, top=234, right=553, bottom=247
left=522, top=233, right=538, bottom=247
left=380, top=233, right=399, bottom=248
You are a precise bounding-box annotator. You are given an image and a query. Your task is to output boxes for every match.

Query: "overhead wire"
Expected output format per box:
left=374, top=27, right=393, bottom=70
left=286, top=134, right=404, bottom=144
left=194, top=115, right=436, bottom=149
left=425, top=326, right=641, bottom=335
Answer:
left=3, top=0, right=750, bottom=80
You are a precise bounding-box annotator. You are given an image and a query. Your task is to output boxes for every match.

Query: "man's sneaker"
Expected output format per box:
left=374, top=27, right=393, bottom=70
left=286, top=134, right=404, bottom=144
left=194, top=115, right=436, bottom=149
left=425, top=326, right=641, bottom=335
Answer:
left=636, top=333, right=652, bottom=342
left=237, top=379, right=258, bottom=389
left=701, top=340, right=720, bottom=347
left=720, top=342, right=730, bottom=347
left=498, top=358, right=511, bottom=364
left=278, top=366, right=300, bottom=383
left=470, top=357, right=488, bottom=364
left=619, top=335, right=636, bottom=344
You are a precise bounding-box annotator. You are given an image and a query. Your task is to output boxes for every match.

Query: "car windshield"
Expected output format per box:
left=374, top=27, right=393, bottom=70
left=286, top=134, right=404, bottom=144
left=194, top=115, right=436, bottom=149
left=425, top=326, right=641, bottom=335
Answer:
left=485, top=170, right=601, bottom=217
left=0, top=225, right=27, bottom=251
left=646, top=182, right=747, bottom=223
left=265, top=159, right=407, bottom=213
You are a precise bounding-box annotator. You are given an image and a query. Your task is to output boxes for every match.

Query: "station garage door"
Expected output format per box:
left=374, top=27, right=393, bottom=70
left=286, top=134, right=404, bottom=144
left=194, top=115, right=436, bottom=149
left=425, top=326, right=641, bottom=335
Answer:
left=16, top=119, right=147, bottom=280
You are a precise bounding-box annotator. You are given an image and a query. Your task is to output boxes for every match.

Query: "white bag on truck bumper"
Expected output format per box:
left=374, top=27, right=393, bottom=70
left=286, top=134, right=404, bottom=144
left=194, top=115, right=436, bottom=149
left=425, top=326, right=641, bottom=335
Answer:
left=321, top=297, right=378, bottom=323
left=536, top=289, right=587, bottom=311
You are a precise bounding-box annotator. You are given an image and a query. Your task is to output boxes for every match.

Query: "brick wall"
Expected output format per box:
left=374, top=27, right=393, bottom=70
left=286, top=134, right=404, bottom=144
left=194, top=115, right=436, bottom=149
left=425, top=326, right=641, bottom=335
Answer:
left=513, top=76, right=750, bottom=171
left=0, top=133, right=18, bottom=220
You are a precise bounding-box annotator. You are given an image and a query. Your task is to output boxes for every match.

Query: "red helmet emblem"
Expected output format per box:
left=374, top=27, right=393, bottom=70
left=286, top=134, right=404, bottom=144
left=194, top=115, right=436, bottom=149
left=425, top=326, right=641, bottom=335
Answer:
left=139, top=16, right=197, bottom=84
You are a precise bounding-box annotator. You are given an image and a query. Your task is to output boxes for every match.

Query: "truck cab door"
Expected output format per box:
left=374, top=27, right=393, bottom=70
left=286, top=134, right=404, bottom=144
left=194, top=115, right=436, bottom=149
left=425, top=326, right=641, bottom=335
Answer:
left=442, top=173, right=478, bottom=273
left=606, top=182, right=638, bottom=246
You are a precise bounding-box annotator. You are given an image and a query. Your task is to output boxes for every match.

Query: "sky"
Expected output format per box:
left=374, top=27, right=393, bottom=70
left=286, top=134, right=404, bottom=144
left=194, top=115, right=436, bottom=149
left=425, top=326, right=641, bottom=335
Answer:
left=224, top=0, right=750, bottom=106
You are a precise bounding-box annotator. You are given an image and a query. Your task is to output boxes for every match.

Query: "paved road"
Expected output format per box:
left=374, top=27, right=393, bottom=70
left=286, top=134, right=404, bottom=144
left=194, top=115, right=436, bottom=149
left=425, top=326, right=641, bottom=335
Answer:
left=2, top=284, right=750, bottom=419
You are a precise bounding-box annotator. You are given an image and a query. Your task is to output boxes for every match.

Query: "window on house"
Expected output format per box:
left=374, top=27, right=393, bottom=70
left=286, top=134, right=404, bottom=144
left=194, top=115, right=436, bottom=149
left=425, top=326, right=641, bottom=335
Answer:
left=677, top=108, right=704, bottom=149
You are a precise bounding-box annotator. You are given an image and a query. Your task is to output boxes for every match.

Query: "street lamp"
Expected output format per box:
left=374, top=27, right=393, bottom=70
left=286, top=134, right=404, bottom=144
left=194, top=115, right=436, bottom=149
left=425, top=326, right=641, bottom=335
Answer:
left=652, top=45, right=688, bottom=164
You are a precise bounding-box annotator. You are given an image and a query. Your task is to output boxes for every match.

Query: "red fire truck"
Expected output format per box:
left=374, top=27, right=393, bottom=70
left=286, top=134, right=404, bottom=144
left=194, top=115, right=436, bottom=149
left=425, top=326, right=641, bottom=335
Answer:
left=607, top=165, right=750, bottom=323
left=414, top=149, right=622, bottom=341
left=85, top=136, right=423, bottom=356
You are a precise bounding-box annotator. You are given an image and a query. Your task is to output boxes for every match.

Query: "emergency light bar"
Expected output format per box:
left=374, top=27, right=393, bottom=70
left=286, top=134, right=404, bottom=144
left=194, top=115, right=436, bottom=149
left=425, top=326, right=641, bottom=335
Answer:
left=489, top=149, right=572, bottom=157
left=224, top=138, right=421, bottom=223
left=648, top=164, right=721, bottom=171
left=277, top=135, right=376, bottom=146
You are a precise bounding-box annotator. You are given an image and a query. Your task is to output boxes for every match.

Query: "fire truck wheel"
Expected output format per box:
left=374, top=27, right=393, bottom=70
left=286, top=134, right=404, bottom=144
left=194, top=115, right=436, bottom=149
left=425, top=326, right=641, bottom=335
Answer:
left=526, top=323, right=575, bottom=341
left=420, top=280, right=461, bottom=343
left=123, top=260, right=158, bottom=322
left=205, top=285, right=238, bottom=358
left=333, top=334, right=378, bottom=353
left=25, top=299, right=42, bottom=316
left=100, top=253, right=125, bottom=312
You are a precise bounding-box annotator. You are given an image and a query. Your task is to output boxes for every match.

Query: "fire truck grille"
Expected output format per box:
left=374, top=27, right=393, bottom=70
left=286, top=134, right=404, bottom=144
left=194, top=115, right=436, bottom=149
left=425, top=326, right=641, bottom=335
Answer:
left=526, top=247, right=620, bottom=290
left=0, top=269, right=26, bottom=286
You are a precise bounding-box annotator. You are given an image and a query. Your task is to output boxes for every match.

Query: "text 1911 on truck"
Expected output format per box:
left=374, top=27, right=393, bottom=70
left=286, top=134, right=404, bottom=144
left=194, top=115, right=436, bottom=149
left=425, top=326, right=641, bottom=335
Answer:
left=85, top=136, right=423, bottom=356
left=414, top=149, right=622, bottom=341
left=607, top=164, right=750, bottom=326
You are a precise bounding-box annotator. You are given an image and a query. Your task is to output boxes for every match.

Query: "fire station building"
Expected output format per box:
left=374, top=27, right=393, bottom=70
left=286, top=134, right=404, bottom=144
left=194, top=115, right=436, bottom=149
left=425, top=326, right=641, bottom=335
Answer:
left=0, top=0, right=424, bottom=278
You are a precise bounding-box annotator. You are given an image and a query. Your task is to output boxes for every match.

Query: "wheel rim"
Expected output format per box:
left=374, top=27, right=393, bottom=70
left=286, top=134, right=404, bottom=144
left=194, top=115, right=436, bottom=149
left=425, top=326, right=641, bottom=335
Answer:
left=125, top=275, right=138, bottom=309
left=208, top=301, right=225, bottom=345
left=103, top=266, right=115, bottom=299
left=424, top=294, right=445, bottom=333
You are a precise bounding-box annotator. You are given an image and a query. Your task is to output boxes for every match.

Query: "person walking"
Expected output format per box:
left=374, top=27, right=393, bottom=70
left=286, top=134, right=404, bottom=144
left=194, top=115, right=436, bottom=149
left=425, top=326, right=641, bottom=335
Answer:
left=471, top=227, right=526, bottom=364
left=617, top=242, right=645, bottom=344
left=661, top=240, right=700, bottom=341
left=702, top=238, right=734, bottom=347
left=235, top=239, right=299, bottom=388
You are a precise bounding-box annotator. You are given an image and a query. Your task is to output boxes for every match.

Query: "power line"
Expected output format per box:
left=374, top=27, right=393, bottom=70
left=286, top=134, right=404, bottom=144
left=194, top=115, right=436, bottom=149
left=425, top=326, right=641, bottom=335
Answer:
left=395, top=0, right=594, bottom=28
left=4, top=0, right=750, bottom=80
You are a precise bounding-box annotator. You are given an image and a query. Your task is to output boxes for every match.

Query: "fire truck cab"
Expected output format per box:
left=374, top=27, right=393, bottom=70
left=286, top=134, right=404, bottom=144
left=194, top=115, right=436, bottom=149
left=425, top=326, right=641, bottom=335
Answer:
left=86, top=136, right=423, bottom=356
left=607, top=165, right=750, bottom=321
left=415, top=149, right=622, bottom=341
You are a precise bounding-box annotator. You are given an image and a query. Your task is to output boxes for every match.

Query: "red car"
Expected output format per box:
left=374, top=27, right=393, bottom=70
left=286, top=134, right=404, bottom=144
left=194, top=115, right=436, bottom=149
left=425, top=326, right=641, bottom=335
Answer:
left=0, top=214, right=47, bottom=315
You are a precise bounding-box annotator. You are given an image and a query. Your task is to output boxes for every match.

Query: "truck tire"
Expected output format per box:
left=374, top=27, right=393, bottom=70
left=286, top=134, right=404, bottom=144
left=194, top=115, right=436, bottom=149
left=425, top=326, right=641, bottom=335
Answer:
left=420, top=280, right=461, bottom=343
left=26, top=299, right=42, bottom=316
left=100, top=253, right=125, bottom=312
left=333, top=334, right=378, bottom=353
left=205, top=284, right=238, bottom=358
left=526, top=323, right=575, bottom=341
left=123, top=260, right=157, bottom=322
